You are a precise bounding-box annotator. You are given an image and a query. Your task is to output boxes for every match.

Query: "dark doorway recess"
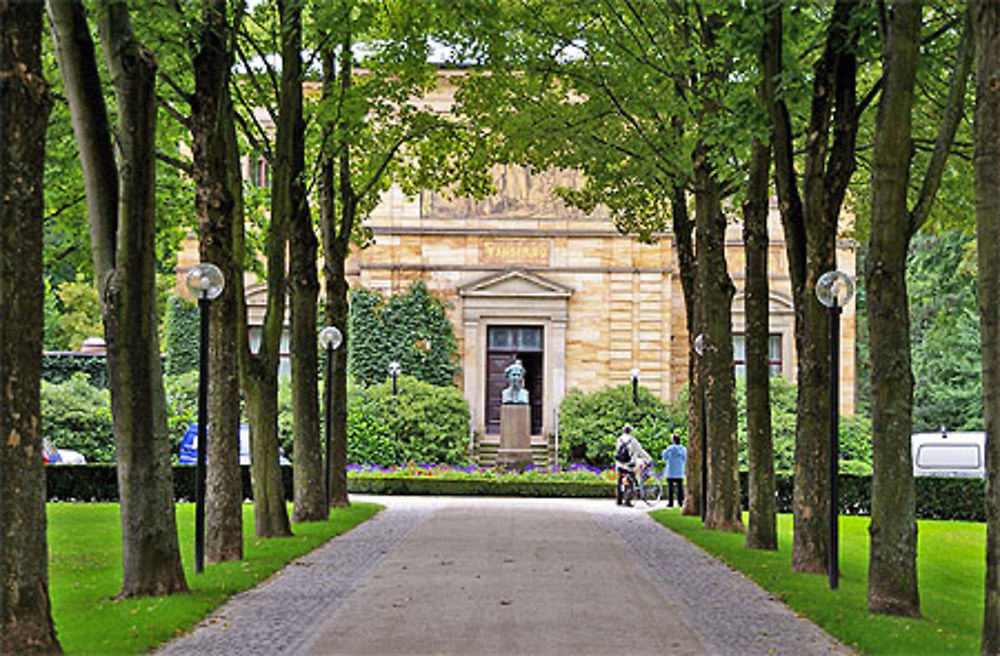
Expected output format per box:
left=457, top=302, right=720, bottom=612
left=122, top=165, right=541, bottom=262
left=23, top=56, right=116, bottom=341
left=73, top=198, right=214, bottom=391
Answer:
left=486, top=326, right=543, bottom=434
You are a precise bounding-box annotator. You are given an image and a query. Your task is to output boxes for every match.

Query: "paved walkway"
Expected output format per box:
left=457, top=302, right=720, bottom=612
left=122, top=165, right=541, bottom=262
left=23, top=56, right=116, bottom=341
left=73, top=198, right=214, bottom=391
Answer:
left=158, top=496, right=851, bottom=656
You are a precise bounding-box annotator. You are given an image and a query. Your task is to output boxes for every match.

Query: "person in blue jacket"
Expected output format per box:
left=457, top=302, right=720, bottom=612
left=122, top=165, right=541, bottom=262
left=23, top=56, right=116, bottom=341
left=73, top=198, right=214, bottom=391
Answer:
left=661, top=432, right=687, bottom=507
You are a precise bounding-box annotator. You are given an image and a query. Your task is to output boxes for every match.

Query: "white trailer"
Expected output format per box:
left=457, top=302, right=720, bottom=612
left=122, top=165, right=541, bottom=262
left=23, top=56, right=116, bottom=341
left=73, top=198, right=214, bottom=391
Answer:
left=911, top=429, right=985, bottom=478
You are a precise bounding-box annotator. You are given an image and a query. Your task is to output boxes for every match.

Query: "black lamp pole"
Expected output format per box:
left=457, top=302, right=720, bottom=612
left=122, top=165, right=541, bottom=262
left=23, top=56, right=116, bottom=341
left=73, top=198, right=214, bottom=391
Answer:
left=815, top=269, right=854, bottom=591
left=828, top=303, right=841, bottom=590
left=318, top=326, right=342, bottom=511
left=186, top=262, right=223, bottom=575
left=324, top=341, right=333, bottom=509
left=194, top=294, right=209, bottom=574
left=700, top=379, right=707, bottom=522
left=631, top=368, right=639, bottom=405
left=389, top=361, right=401, bottom=395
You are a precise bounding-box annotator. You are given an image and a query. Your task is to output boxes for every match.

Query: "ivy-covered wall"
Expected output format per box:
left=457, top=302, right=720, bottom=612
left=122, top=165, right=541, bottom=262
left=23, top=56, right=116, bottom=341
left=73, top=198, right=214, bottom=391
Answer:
left=348, top=280, right=460, bottom=387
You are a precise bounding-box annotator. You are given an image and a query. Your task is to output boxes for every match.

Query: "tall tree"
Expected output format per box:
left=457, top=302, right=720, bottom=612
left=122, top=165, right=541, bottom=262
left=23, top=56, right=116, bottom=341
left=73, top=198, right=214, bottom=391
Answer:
left=315, top=0, right=489, bottom=505
left=0, top=1, right=61, bottom=651
left=976, top=3, right=1000, bottom=651
left=744, top=8, right=776, bottom=548
left=283, top=0, right=326, bottom=523
left=868, top=2, right=971, bottom=616
left=190, top=0, right=246, bottom=559
left=767, top=0, right=863, bottom=573
left=47, top=0, right=187, bottom=596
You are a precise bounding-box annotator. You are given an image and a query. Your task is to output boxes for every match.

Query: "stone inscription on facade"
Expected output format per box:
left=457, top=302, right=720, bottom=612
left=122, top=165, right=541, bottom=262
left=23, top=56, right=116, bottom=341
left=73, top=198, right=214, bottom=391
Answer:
left=480, top=240, right=551, bottom=266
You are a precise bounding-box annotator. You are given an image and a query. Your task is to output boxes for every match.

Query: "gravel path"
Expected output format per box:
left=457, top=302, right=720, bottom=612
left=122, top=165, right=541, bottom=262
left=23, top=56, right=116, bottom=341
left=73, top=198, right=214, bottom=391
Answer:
left=157, top=496, right=851, bottom=656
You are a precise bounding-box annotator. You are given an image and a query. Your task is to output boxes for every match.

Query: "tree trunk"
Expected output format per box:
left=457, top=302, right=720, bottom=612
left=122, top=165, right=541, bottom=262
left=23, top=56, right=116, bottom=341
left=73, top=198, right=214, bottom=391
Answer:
left=238, top=0, right=296, bottom=539
left=283, top=0, right=325, bottom=523
left=672, top=185, right=702, bottom=519
left=866, top=0, right=922, bottom=618
left=97, top=0, right=187, bottom=597
left=693, top=147, right=741, bottom=532
left=743, top=128, right=776, bottom=550
left=977, top=3, right=1000, bottom=651
left=50, top=0, right=187, bottom=598
left=767, top=0, right=860, bottom=573
left=192, top=0, right=243, bottom=562
left=0, top=3, right=61, bottom=651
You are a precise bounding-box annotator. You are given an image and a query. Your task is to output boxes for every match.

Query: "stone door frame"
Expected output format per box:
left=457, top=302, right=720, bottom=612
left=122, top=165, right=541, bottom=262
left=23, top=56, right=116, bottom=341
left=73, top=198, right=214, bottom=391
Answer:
left=458, top=270, right=572, bottom=439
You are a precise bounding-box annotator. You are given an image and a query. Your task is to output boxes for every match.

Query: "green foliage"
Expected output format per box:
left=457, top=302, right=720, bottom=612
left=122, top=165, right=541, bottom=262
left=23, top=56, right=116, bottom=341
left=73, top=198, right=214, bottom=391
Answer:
left=41, top=354, right=108, bottom=388
left=346, top=375, right=470, bottom=465
left=52, top=274, right=103, bottom=351
left=164, top=371, right=199, bottom=456
left=348, top=281, right=460, bottom=387
left=908, top=231, right=982, bottom=431
left=856, top=230, right=983, bottom=431
left=164, top=296, right=200, bottom=375
left=557, top=384, right=687, bottom=468
left=41, top=374, right=114, bottom=463
left=734, top=377, right=872, bottom=475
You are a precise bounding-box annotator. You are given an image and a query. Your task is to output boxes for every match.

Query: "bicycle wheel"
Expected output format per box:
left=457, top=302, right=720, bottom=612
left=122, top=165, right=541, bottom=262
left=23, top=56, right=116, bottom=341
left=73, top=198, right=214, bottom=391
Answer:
left=641, top=478, right=662, bottom=505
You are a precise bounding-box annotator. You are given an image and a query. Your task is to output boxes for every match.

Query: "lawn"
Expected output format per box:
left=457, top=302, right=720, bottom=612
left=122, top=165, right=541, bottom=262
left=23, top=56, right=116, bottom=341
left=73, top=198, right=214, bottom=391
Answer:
left=650, top=510, right=984, bottom=655
left=47, top=502, right=381, bottom=655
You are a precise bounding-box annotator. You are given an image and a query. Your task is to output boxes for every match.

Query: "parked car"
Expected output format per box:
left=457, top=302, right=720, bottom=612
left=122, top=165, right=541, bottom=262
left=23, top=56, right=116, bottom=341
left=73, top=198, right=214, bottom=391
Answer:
left=179, top=424, right=290, bottom=466
left=42, top=438, right=86, bottom=465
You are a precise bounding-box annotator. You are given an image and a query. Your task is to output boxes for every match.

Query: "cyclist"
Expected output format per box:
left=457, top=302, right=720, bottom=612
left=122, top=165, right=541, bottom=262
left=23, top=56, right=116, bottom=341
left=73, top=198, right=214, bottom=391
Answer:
left=614, top=424, right=650, bottom=507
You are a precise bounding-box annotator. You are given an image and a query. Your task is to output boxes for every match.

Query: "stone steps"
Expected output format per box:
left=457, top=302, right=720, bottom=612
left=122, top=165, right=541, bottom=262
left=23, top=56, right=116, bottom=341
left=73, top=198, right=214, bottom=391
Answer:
left=474, top=437, right=554, bottom=468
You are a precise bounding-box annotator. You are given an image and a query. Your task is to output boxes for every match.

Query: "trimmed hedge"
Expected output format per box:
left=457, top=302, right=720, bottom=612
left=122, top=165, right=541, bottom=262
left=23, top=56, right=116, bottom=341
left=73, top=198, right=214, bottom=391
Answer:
left=45, top=466, right=988, bottom=521
left=42, top=353, right=108, bottom=388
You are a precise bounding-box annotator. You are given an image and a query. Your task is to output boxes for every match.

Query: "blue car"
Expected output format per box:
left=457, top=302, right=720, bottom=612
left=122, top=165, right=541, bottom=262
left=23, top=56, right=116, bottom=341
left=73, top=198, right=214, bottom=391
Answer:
left=179, top=424, right=290, bottom=465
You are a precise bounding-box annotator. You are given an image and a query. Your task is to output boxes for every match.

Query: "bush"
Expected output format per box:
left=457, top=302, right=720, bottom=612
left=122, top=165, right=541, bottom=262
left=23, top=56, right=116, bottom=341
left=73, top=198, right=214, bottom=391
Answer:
left=41, top=353, right=108, bottom=388
left=41, top=374, right=114, bottom=463
left=164, top=296, right=200, bottom=375
left=164, top=371, right=199, bottom=457
left=734, top=377, right=872, bottom=475
left=346, top=375, right=469, bottom=465
left=558, top=384, right=687, bottom=468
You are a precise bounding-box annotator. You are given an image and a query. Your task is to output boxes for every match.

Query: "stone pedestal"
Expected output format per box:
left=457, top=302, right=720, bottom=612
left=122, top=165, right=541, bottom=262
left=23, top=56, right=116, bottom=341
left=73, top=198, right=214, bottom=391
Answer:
left=497, top=404, right=532, bottom=465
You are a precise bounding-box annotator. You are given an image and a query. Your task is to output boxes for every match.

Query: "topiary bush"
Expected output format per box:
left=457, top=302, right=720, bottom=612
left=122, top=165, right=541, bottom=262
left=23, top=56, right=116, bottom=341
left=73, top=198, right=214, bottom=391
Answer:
left=348, top=280, right=460, bottom=387
left=558, top=384, right=687, bottom=468
left=41, top=374, right=114, bottom=463
left=345, top=375, right=469, bottom=465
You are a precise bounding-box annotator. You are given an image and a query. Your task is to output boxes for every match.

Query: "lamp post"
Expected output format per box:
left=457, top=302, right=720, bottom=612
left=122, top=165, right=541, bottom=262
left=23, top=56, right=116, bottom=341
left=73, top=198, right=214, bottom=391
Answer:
left=388, top=361, right=401, bottom=395
left=185, top=263, right=224, bottom=574
left=815, top=269, right=855, bottom=590
left=630, top=368, right=640, bottom=405
left=694, top=333, right=707, bottom=521
left=319, top=326, right=343, bottom=511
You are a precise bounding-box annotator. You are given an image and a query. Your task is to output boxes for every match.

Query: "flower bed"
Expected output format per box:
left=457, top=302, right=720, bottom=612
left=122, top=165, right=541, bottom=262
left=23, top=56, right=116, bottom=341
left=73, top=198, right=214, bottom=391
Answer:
left=346, top=463, right=617, bottom=498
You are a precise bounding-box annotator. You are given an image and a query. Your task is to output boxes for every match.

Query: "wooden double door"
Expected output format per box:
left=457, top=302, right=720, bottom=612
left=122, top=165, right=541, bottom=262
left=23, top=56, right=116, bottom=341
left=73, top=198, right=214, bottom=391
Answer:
left=486, top=326, right=543, bottom=435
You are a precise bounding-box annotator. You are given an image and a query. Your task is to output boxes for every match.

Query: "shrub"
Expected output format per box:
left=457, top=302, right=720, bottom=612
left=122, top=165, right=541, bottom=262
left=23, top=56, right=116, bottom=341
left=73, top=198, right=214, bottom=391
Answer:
left=558, top=384, right=687, bottom=468
left=41, top=374, right=114, bottom=463
left=41, top=353, right=108, bottom=388
left=164, top=371, right=199, bottom=457
left=163, top=296, right=199, bottom=375
left=346, top=375, right=469, bottom=465
left=734, top=377, right=872, bottom=475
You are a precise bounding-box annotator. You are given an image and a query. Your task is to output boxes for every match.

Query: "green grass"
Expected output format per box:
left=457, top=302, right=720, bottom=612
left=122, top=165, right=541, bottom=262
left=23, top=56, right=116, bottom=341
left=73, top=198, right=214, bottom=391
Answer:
left=650, top=510, right=984, bottom=655
left=47, top=502, right=381, bottom=655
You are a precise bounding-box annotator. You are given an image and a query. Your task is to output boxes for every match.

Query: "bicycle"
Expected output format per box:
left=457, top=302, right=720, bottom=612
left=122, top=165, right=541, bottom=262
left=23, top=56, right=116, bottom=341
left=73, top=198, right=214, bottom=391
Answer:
left=636, top=462, right=663, bottom=506
left=618, top=461, right=663, bottom=506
